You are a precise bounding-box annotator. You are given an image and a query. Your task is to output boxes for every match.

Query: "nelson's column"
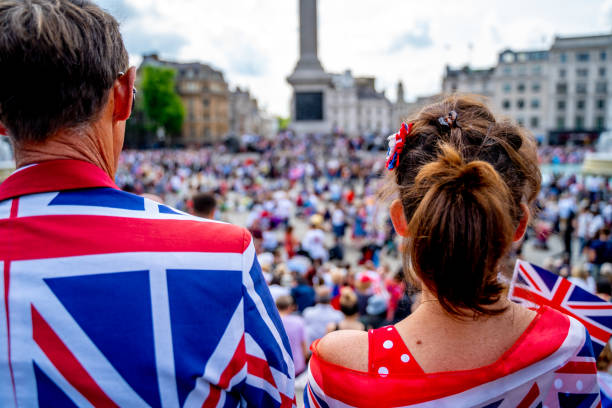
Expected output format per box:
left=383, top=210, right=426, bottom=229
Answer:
left=287, top=0, right=332, bottom=135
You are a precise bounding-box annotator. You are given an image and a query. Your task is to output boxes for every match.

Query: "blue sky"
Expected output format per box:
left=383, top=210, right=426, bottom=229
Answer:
left=96, top=0, right=612, bottom=117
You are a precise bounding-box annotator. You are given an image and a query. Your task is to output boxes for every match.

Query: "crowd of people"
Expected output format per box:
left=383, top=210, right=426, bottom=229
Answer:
left=115, top=133, right=612, bottom=380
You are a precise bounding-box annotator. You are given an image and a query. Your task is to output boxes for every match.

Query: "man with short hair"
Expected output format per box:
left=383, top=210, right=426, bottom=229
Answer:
left=0, top=1, right=294, bottom=406
left=302, top=287, right=342, bottom=344
left=192, top=192, right=217, bottom=219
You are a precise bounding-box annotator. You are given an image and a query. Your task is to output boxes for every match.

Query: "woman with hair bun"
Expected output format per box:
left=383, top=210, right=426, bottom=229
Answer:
left=305, top=96, right=600, bottom=407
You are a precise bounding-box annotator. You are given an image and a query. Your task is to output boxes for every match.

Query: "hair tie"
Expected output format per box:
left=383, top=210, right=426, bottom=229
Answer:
left=386, top=122, right=413, bottom=171
left=438, top=110, right=458, bottom=128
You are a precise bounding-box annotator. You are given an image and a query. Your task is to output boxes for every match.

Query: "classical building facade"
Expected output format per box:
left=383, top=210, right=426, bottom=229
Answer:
left=442, top=32, right=612, bottom=144
left=141, top=54, right=230, bottom=145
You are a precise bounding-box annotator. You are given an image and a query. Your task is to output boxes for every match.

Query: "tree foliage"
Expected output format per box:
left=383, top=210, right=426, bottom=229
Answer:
left=140, top=66, right=185, bottom=136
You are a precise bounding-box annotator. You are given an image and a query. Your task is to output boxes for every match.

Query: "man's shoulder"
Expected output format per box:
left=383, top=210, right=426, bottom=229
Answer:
left=14, top=188, right=252, bottom=254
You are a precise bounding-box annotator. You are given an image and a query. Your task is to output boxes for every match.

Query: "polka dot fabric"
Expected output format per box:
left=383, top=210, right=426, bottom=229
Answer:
left=368, top=325, right=424, bottom=377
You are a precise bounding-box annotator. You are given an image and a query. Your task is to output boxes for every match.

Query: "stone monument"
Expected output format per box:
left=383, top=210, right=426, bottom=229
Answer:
left=287, top=0, right=332, bottom=134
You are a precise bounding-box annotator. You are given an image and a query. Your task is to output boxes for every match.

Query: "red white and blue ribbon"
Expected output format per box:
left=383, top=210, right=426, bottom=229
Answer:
left=385, top=122, right=413, bottom=171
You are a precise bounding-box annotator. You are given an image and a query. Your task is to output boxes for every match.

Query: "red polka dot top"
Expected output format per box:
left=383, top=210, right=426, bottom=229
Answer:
left=368, top=325, right=424, bottom=376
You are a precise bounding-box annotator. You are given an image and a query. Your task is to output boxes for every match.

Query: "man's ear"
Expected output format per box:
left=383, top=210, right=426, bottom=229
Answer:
left=0, top=122, right=7, bottom=136
left=113, top=66, right=136, bottom=122
left=514, top=203, right=530, bottom=242
left=390, top=199, right=410, bottom=237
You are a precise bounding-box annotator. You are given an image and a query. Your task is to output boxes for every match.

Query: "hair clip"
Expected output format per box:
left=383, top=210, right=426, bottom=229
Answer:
left=386, top=122, right=413, bottom=170
left=438, top=110, right=458, bottom=128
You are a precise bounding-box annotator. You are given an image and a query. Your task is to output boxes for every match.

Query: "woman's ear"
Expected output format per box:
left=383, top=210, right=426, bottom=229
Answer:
left=514, top=203, right=529, bottom=242
left=390, top=199, right=410, bottom=237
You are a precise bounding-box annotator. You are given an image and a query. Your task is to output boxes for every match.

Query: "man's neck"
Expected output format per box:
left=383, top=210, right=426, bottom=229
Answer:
left=14, top=124, right=117, bottom=179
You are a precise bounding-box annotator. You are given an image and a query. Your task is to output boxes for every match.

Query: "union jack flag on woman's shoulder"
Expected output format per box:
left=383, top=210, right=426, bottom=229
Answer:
left=509, top=259, right=612, bottom=356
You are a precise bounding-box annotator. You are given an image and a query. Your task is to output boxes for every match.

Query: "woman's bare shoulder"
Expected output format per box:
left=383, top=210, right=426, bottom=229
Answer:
left=316, top=330, right=369, bottom=372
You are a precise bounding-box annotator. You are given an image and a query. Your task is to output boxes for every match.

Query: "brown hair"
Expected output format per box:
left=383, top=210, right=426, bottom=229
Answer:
left=0, top=0, right=129, bottom=142
left=382, top=95, right=541, bottom=316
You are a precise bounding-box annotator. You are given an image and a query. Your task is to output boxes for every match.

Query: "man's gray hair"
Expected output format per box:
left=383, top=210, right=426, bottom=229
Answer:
left=0, top=0, right=129, bottom=142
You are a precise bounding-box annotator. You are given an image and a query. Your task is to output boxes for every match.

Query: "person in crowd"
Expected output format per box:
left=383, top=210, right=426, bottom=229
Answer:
left=360, top=294, right=390, bottom=330
left=268, top=273, right=290, bottom=301
left=306, top=96, right=599, bottom=406
left=191, top=191, right=217, bottom=219
left=301, top=214, right=328, bottom=261
left=291, top=275, right=316, bottom=313
left=303, top=286, right=343, bottom=344
left=569, top=264, right=597, bottom=293
left=284, top=224, right=298, bottom=259
left=0, top=1, right=293, bottom=404
left=328, top=236, right=345, bottom=261
left=588, top=228, right=612, bottom=273
left=276, top=295, right=309, bottom=377
left=326, top=287, right=365, bottom=332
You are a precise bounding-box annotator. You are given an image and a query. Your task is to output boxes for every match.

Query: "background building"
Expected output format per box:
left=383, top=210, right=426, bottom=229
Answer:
left=141, top=54, right=230, bottom=145
left=442, top=32, right=612, bottom=145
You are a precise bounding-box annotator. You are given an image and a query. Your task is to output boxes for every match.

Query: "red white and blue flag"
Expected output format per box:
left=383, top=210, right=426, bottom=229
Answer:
left=509, top=259, right=612, bottom=357
left=0, top=160, right=295, bottom=407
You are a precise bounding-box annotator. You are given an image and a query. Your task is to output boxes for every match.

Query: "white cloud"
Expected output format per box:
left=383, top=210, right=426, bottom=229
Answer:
left=95, top=0, right=612, bottom=116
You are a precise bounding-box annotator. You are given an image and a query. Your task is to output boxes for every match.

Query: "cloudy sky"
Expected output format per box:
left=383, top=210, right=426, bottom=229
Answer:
left=96, top=0, right=612, bottom=117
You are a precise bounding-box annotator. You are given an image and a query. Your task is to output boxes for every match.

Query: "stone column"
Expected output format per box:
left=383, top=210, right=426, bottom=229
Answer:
left=297, top=0, right=322, bottom=71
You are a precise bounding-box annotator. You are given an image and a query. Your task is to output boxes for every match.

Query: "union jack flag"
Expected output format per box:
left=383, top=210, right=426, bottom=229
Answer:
left=509, top=259, right=612, bottom=357
left=0, top=160, right=295, bottom=407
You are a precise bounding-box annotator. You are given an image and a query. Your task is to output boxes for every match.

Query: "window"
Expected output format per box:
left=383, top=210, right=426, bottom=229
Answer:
left=517, top=66, right=527, bottom=76
left=557, top=116, right=565, bottom=129
left=576, top=83, right=587, bottom=94
left=556, top=83, right=567, bottom=94
left=557, top=100, right=566, bottom=110
left=577, top=52, right=590, bottom=62
left=599, top=67, right=606, bottom=77
left=517, top=83, right=526, bottom=93
left=596, top=82, right=608, bottom=94
left=517, top=117, right=525, bottom=126
left=596, top=116, right=605, bottom=129
left=576, top=68, right=589, bottom=78
left=502, top=99, right=511, bottom=109
left=503, top=66, right=512, bottom=75
left=575, top=116, right=584, bottom=129
left=202, top=98, right=209, bottom=107
left=577, top=100, right=586, bottom=110
left=560, top=53, right=568, bottom=63
left=531, top=99, right=540, bottom=109
left=601, top=51, right=607, bottom=61
left=532, top=65, right=542, bottom=75
left=530, top=117, right=539, bottom=128
left=517, top=99, right=525, bottom=109
left=559, top=68, right=566, bottom=78
left=503, top=83, right=512, bottom=93
left=532, top=82, right=541, bottom=92
left=597, top=99, right=606, bottom=110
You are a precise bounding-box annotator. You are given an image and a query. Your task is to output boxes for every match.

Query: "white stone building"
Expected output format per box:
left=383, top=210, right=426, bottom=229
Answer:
left=547, top=34, right=612, bottom=144
left=442, top=32, right=612, bottom=144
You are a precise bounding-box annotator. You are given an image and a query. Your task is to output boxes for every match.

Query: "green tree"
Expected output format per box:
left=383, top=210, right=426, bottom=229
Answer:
left=277, top=116, right=290, bottom=131
left=140, top=66, right=185, bottom=140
